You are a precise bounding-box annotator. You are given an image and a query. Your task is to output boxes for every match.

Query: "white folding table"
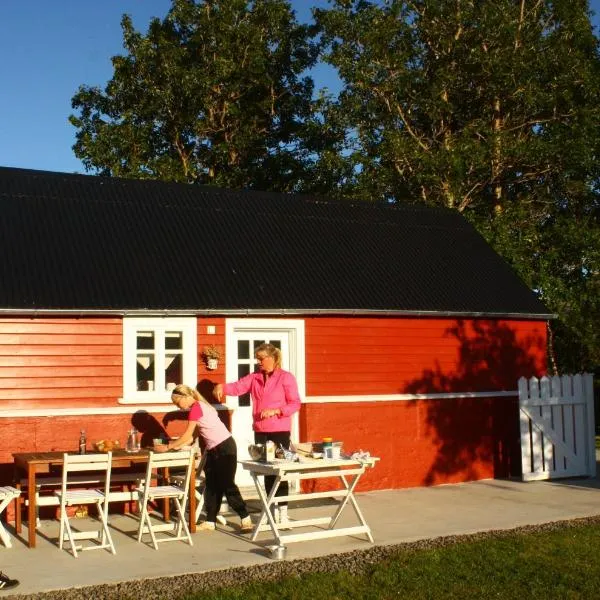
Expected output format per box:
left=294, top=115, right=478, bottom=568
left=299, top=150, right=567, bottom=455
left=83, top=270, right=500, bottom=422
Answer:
left=239, top=456, right=379, bottom=547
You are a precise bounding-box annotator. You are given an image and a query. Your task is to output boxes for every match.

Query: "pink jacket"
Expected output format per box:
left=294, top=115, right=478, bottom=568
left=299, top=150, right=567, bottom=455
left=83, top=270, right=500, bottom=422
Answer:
left=223, top=368, right=301, bottom=433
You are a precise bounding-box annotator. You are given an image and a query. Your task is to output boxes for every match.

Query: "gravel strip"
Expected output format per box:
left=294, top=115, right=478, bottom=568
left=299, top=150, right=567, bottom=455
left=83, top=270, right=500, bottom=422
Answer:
left=8, top=515, right=600, bottom=600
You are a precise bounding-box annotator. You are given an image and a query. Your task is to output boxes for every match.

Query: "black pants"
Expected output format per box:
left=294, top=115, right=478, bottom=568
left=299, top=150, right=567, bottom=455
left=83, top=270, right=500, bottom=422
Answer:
left=203, top=436, right=248, bottom=522
left=254, top=431, right=291, bottom=506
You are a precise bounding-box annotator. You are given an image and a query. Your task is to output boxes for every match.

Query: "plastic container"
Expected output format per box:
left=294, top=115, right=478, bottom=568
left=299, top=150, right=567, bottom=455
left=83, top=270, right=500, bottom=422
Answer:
left=331, top=443, right=342, bottom=459
left=322, top=437, right=333, bottom=459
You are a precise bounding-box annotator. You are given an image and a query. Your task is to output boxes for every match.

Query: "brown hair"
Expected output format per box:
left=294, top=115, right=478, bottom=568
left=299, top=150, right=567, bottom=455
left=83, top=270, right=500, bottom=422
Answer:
left=255, top=343, right=282, bottom=369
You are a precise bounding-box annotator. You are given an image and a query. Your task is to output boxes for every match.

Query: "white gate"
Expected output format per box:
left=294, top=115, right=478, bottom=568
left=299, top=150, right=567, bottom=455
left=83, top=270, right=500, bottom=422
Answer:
left=519, top=373, right=595, bottom=481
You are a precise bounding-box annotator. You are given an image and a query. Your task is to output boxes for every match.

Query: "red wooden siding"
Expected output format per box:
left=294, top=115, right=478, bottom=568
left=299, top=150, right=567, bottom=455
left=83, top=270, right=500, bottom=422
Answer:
left=304, top=317, right=547, bottom=395
left=0, top=317, right=122, bottom=407
left=301, top=395, right=520, bottom=490
left=196, top=317, right=226, bottom=399
left=298, top=316, right=545, bottom=489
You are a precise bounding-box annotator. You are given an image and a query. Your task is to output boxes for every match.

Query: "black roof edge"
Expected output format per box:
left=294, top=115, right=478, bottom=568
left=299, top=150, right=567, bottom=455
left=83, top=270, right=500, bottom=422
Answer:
left=0, top=308, right=555, bottom=320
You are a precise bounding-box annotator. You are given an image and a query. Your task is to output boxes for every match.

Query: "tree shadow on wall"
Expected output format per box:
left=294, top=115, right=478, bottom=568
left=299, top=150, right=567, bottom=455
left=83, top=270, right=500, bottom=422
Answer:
left=403, top=320, right=545, bottom=485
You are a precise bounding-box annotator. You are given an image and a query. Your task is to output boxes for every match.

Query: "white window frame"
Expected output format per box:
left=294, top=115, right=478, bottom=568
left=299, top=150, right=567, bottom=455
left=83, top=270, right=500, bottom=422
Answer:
left=120, top=317, right=197, bottom=404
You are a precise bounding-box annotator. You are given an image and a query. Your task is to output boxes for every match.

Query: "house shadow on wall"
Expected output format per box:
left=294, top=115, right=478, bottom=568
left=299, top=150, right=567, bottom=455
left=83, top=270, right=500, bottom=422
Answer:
left=403, top=320, right=546, bottom=485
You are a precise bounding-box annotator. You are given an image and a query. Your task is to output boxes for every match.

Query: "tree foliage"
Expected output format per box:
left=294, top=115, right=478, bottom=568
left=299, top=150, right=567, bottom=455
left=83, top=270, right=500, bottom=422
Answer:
left=70, top=0, right=321, bottom=190
left=70, top=0, right=600, bottom=373
left=316, top=0, right=600, bottom=374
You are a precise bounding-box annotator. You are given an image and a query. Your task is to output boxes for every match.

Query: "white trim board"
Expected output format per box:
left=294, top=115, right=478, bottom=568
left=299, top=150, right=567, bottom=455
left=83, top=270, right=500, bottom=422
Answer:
left=303, top=391, right=516, bottom=403
left=0, top=391, right=516, bottom=418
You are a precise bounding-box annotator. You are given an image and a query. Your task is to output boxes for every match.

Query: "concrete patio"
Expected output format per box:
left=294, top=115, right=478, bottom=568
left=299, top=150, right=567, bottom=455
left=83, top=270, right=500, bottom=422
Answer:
left=2, top=473, right=600, bottom=597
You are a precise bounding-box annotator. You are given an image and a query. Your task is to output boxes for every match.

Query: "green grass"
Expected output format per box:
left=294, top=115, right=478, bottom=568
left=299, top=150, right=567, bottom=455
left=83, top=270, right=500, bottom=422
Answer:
left=181, top=521, right=600, bottom=600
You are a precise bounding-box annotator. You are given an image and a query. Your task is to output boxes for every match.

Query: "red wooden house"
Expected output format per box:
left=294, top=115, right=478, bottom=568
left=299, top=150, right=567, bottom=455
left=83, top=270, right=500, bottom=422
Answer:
left=0, top=166, right=551, bottom=492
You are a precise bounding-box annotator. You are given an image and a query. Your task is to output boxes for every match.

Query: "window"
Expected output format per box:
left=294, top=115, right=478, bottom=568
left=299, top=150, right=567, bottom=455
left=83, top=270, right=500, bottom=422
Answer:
left=122, top=317, right=197, bottom=403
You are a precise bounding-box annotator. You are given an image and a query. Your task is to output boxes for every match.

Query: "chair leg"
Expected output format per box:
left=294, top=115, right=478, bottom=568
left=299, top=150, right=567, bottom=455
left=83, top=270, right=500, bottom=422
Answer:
left=0, top=495, right=13, bottom=548
left=194, top=488, right=204, bottom=523
left=62, top=507, right=79, bottom=558
left=97, top=500, right=116, bottom=555
left=137, top=501, right=148, bottom=543
left=58, top=503, right=65, bottom=551
left=173, top=497, right=193, bottom=546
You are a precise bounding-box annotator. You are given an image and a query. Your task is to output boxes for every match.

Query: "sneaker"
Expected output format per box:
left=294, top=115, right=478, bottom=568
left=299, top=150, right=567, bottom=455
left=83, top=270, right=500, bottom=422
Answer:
left=198, top=520, right=216, bottom=531
left=0, top=572, right=19, bottom=591
left=240, top=515, right=253, bottom=533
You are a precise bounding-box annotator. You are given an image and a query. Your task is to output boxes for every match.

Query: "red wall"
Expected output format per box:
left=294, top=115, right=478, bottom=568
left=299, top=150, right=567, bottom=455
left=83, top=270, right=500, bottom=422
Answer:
left=0, top=315, right=547, bottom=495
left=301, top=396, right=520, bottom=491
left=300, top=316, right=546, bottom=489
left=0, top=317, right=123, bottom=409
left=304, top=317, right=547, bottom=395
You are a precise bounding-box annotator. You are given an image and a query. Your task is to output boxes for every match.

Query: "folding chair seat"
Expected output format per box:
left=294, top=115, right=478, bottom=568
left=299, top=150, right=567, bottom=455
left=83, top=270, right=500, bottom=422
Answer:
left=0, top=486, right=21, bottom=548
left=136, top=449, right=195, bottom=550
left=54, top=452, right=116, bottom=558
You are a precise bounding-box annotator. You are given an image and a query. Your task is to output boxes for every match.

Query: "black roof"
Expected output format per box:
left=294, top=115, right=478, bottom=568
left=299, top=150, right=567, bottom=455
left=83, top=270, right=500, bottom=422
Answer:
left=0, top=166, right=551, bottom=318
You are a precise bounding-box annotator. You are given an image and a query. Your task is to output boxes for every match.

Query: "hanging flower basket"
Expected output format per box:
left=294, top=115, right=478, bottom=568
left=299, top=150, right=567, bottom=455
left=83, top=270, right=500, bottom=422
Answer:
left=202, top=345, right=221, bottom=370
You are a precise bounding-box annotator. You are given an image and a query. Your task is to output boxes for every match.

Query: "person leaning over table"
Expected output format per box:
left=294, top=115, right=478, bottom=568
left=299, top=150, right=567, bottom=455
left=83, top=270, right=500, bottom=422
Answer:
left=213, top=343, right=301, bottom=526
left=155, top=384, right=253, bottom=533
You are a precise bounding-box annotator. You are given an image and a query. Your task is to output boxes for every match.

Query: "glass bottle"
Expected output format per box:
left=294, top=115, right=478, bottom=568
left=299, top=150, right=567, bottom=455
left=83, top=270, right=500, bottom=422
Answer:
left=78, top=430, right=86, bottom=455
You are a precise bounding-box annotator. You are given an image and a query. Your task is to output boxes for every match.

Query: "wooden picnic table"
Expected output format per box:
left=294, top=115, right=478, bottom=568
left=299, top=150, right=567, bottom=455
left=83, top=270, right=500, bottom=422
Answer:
left=13, top=448, right=198, bottom=548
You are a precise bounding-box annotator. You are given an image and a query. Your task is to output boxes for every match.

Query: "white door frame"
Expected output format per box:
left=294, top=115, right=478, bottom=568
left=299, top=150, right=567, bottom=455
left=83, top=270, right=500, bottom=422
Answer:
left=225, top=318, right=306, bottom=486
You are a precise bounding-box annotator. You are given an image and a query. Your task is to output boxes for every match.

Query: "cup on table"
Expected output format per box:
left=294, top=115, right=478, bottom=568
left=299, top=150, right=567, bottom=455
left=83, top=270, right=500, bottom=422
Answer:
left=153, top=438, right=166, bottom=450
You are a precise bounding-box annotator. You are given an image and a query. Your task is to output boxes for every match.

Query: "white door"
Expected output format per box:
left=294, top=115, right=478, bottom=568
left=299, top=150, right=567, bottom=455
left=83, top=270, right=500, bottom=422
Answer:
left=225, top=319, right=305, bottom=487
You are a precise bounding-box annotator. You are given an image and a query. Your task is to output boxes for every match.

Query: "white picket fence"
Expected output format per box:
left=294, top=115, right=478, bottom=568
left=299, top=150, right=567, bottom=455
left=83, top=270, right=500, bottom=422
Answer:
left=519, top=373, right=596, bottom=481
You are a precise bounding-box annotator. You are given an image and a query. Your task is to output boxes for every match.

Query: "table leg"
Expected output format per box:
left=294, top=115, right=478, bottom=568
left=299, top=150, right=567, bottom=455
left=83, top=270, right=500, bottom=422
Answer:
left=188, top=469, right=196, bottom=534
left=13, top=465, right=21, bottom=534
left=330, top=467, right=373, bottom=543
left=250, top=472, right=282, bottom=545
left=27, top=466, right=36, bottom=548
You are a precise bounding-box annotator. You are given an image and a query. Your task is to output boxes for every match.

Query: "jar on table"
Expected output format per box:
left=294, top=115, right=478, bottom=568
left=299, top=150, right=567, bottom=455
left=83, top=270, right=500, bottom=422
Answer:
left=322, top=437, right=333, bottom=459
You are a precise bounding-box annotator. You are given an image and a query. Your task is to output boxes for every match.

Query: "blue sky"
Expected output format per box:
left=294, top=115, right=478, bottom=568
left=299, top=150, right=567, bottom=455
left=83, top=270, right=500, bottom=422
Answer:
left=1, top=0, right=599, bottom=175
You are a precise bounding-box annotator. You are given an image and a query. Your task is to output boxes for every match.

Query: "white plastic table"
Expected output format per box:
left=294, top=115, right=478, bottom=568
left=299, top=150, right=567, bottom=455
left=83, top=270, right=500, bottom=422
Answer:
left=239, top=456, right=379, bottom=547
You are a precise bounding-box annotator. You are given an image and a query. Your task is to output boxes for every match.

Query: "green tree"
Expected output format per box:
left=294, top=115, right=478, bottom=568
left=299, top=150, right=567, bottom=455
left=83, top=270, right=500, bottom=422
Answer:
left=316, top=0, right=600, bottom=373
left=70, top=0, right=320, bottom=190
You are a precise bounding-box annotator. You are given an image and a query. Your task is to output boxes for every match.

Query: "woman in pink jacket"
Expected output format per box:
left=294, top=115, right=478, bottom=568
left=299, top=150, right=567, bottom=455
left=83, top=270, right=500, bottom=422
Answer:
left=214, top=343, right=301, bottom=525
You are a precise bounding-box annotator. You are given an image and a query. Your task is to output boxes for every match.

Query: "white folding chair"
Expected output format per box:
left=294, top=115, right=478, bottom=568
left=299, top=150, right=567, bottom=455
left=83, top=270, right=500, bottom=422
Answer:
left=54, top=452, right=116, bottom=558
left=136, top=449, right=194, bottom=550
left=0, top=486, right=21, bottom=548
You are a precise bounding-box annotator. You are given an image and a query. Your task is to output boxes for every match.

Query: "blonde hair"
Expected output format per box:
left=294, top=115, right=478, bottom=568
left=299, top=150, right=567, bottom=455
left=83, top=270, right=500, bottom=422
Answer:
left=255, top=343, right=282, bottom=369
left=171, top=384, right=212, bottom=407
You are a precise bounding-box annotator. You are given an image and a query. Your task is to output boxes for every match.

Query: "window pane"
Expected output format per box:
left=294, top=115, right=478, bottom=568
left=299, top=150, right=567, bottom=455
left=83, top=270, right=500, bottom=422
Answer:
left=137, top=331, right=155, bottom=350
left=137, top=354, right=155, bottom=391
left=165, top=331, right=182, bottom=350
left=238, top=363, right=251, bottom=407
left=253, top=340, right=267, bottom=353
left=165, top=354, right=182, bottom=390
left=238, top=340, right=249, bottom=359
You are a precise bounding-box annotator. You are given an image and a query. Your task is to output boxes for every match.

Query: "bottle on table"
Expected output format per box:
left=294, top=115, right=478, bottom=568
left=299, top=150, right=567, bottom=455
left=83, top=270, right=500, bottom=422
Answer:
left=78, top=430, right=86, bottom=455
